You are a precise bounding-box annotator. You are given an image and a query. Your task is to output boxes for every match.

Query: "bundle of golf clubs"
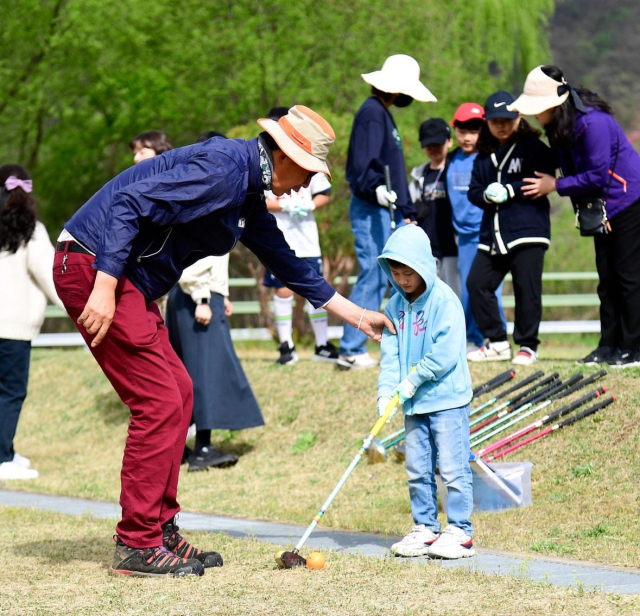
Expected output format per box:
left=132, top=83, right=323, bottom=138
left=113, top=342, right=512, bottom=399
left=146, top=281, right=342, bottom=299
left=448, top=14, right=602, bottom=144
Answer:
left=368, top=368, right=616, bottom=464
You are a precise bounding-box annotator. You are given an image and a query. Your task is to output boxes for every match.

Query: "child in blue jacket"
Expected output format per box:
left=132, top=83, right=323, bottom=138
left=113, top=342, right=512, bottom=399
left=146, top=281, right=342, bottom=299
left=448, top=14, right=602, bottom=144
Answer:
left=377, top=224, right=475, bottom=559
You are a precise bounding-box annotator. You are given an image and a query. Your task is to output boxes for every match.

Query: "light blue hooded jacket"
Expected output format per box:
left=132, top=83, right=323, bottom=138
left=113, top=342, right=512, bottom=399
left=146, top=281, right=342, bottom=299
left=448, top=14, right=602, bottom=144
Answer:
left=377, top=225, right=472, bottom=415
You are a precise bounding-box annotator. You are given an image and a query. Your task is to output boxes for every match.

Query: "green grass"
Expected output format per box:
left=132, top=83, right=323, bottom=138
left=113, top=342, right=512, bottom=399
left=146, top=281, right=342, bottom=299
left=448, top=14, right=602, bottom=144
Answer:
left=7, top=343, right=640, bottom=574
left=0, top=507, right=637, bottom=616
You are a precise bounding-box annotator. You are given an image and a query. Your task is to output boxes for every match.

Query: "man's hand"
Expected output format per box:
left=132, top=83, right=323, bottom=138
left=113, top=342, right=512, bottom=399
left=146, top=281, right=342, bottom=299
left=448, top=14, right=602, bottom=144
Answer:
left=195, top=303, right=212, bottom=326
left=77, top=271, right=117, bottom=347
left=522, top=172, right=556, bottom=199
left=393, top=376, right=418, bottom=405
left=484, top=182, right=508, bottom=203
left=375, top=185, right=398, bottom=208
left=224, top=297, right=233, bottom=316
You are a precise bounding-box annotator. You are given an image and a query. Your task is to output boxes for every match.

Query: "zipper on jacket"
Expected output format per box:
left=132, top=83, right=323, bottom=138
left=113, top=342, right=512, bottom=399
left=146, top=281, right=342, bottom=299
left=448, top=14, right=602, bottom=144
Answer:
left=491, top=143, right=516, bottom=256
left=136, top=228, right=174, bottom=263
left=406, top=303, right=414, bottom=415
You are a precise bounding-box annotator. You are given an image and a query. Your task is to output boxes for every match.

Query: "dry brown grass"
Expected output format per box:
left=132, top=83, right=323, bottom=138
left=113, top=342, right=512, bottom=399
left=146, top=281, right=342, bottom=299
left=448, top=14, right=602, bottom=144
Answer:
left=0, top=507, right=636, bottom=616
left=8, top=342, right=640, bottom=572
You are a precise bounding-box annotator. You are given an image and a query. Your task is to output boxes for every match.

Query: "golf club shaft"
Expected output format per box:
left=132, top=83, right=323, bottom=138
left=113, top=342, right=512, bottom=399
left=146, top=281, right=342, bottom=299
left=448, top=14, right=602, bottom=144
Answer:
left=472, top=369, right=515, bottom=398
left=476, top=387, right=606, bottom=458
left=470, top=370, right=544, bottom=417
left=292, top=392, right=401, bottom=553
left=383, top=165, right=396, bottom=230
left=488, top=396, right=615, bottom=460
left=552, top=369, right=606, bottom=399
left=470, top=373, right=561, bottom=432
left=380, top=428, right=406, bottom=446
left=470, top=374, right=586, bottom=447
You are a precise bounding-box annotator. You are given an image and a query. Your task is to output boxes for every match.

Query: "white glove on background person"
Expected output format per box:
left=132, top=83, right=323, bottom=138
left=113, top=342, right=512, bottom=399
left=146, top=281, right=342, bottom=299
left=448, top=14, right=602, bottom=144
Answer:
left=484, top=182, right=509, bottom=203
left=377, top=396, right=398, bottom=423
left=290, top=200, right=316, bottom=218
left=375, top=185, right=398, bottom=208
left=393, top=376, right=418, bottom=405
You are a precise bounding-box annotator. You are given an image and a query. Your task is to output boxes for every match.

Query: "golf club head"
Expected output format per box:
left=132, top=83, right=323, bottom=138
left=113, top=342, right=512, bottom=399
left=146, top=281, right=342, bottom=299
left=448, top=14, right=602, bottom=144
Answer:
left=281, top=550, right=307, bottom=569
left=393, top=443, right=406, bottom=462
left=367, top=439, right=388, bottom=464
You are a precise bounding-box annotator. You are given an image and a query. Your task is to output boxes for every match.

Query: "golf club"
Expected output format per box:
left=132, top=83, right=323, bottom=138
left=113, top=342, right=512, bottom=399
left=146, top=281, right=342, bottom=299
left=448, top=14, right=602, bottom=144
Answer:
left=470, top=370, right=545, bottom=418
left=383, top=165, right=396, bottom=231
left=486, top=395, right=616, bottom=460
left=367, top=428, right=406, bottom=464
left=279, top=393, right=401, bottom=569
left=472, top=369, right=515, bottom=398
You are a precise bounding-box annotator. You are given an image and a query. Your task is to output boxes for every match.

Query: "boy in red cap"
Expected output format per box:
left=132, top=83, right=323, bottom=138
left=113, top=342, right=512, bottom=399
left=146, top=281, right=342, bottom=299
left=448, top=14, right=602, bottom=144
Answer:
left=446, top=103, right=506, bottom=353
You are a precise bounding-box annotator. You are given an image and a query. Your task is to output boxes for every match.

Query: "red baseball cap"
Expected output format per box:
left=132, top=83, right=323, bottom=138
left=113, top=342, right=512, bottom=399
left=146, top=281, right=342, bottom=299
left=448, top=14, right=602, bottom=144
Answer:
left=450, top=102, right=485, bottom=126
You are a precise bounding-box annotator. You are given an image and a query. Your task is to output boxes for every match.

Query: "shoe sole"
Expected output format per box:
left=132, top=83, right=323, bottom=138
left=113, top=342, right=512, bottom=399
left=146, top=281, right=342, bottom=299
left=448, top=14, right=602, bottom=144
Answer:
left=336, top=361, right=378, bottom=370
left=427, top=548, right=476, bottom=559
left=610, top=362, right=640, bottom=369
left=391, top=546, right=433, bottom=557
left=110, top=566, right=203, bottom=578
left=311, top=355, right=339, bottom=363
left=188, top=458, right=239, bottom=471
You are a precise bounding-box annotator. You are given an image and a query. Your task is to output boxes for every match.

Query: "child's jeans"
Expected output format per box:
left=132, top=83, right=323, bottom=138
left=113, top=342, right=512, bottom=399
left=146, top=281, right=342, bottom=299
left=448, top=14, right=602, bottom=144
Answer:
left=404, top=404, right=473, bottom=536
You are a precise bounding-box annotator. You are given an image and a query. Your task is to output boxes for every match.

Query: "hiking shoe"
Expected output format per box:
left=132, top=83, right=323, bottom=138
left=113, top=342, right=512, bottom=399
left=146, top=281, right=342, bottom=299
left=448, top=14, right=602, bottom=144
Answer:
left=276, top=342, right=298, bottom=365
left=188, top=446, right=238, bottom=471
left=0, top=461, right=38, bottom=480
left=162, top=518, right=223, bottom=568
left=111, top=537, right=204, bottom=577
left=390, top=524, right=440, bottom=557
left=576, top=346, right=614, bottom=366
left=427, top=525, right=475, bottom=559
left=467, top=341, right=511, bottom=362
left=336, top=352, right=379, bottom=371
left=312, top=341, right=339, bottom=362
left=609, top=348, right=640, bottom=369
left=12, top=452, right=31, bottom=468
left=512, top=347, right=538, bottom=365
left=181, top=445, right=192, bottom=465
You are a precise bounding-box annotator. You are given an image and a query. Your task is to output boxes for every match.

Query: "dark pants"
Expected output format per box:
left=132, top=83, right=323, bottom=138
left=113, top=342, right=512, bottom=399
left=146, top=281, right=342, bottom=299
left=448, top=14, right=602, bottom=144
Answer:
left=53, top=247, right=193, bottom=548
left=0, top=339, right=31, bottom=463
left=594, top=198, right=640, bottom=350
left=468, top=245, right=545, bottom=351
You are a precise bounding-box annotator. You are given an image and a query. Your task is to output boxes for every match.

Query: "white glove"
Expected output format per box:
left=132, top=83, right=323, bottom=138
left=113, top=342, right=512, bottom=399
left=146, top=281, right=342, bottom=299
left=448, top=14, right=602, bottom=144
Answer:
left=377, top=396, right=398, bottom=423
left=375, top=185, right=398, bottom=208
left=484, top=182, right=508, bottom=204
left=393, top=376, right=418, bottom=405
left=290, top=200, right=316, bottom=218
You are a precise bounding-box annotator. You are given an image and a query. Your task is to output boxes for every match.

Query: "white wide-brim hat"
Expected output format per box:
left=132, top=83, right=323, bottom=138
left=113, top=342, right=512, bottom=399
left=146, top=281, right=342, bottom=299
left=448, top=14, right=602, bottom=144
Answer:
left=508, top=65, right=569, bottom=116
left=361, top=54, right=437, bottom=103
left=257, top=105, right=335, bottom=180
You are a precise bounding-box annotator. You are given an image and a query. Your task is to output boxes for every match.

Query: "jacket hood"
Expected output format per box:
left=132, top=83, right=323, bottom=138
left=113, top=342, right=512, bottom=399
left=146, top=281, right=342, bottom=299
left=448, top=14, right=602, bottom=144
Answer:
left=377, top=225, right=437, bottom=300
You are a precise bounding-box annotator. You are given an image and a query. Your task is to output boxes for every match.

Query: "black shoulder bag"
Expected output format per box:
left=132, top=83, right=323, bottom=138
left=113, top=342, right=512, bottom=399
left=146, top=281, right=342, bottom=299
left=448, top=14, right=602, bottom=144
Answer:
left=572, top=134, right=619, bottom=236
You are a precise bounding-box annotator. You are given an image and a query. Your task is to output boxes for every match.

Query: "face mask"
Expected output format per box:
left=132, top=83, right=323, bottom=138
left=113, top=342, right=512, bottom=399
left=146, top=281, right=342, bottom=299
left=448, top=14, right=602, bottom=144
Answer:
left=394, top=94, right=414, bottom=108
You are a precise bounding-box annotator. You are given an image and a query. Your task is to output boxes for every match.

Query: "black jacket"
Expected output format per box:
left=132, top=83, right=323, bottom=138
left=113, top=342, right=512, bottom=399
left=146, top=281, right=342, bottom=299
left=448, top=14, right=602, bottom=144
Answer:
left=468, top=134, right=555, bottom=255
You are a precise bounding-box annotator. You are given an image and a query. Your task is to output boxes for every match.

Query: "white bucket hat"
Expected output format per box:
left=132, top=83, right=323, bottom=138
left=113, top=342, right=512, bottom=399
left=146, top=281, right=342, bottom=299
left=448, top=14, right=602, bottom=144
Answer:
left=508, top=66, right=570, bottom=115
left=257, top=105, right=336, bottom=179
left=361, top=54, right=437, bottom=103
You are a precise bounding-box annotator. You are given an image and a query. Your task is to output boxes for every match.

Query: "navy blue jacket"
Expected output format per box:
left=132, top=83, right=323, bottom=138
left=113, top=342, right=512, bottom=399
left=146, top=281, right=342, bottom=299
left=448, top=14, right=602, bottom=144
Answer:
left=468, top=134, right=555, bottom=255
left=345, top=97, right=416, bottom=219
left=64, top=138, right=335, bottom=305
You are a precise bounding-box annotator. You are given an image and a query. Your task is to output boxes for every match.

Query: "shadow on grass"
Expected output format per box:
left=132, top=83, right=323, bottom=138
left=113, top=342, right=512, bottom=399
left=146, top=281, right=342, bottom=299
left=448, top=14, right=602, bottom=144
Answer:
left=16, top=535, right=113, bottom=569
left=94, top=390, right=129, bottom=425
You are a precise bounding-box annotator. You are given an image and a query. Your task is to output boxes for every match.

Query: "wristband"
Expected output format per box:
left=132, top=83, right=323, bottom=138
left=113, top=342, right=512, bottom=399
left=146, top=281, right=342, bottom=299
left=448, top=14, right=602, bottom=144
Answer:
left=198, top=298, right=209, bottom=305
left=357, top=308, right=367, bottom=331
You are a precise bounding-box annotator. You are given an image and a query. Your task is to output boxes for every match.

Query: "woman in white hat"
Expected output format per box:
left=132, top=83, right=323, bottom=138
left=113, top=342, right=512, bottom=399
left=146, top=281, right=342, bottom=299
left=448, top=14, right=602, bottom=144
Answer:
left=338, top=55, right=436, bottom=370
left=511, top=65, right=640, bottom=368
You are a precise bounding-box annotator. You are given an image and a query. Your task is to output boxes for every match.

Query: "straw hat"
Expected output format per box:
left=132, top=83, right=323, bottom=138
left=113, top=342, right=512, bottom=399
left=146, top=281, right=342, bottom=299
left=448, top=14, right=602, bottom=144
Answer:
left=257, top=105, right=336, bottom=179
left=361, top=55, right=437, bottom=103
left=508, top=66, right=570, bottom=116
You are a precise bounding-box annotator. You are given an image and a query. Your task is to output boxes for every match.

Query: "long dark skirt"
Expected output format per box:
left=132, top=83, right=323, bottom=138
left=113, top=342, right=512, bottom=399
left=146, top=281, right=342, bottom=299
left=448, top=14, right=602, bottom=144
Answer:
left=166, top=287, right=264, bottom=431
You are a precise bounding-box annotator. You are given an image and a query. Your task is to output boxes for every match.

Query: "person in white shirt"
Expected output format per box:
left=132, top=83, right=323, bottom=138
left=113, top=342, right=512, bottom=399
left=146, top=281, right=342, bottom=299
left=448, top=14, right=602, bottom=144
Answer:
left=0, top=164, right=65, bottom=481
left=263, top=106, right=338, bottom=365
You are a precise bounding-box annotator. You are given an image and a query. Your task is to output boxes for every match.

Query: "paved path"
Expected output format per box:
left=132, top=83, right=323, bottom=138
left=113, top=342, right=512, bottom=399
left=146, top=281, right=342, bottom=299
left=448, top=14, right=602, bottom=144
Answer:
left=2, top=490, right=639, bottom=594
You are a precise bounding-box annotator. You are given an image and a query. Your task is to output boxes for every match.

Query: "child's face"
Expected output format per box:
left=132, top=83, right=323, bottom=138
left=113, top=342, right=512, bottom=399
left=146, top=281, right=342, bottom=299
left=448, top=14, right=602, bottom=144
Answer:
left=389, top=264, right=426, bottom=301
left=488, top=117, right=520, bottom=146
left=453, top=126, right=480, bottom=154
left=423, top=141, right=451, bottom=166
left=132, top=141, right=157, bottom=164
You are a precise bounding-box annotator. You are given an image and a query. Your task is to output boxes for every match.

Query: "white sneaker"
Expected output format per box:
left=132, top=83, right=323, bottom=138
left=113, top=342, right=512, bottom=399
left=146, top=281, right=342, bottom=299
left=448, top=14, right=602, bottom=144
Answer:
left=390, top=524, right=440, bottom=557
left=512, top=347, right=538, bottom=365
left=427, top=525, right=475, bottom=559
left=12, top=452, right=31, bottom=468
left=0, top=461, right=39, bottom=480
left=336, top=352, right=379, bottom=371
left=467, top=341, right=512, bottom=362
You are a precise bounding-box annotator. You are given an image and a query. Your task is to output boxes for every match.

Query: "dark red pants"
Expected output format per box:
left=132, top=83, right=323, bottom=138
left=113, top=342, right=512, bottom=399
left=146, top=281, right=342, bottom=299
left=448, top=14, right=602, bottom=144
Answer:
left=53, top=247, right=193, bottom=548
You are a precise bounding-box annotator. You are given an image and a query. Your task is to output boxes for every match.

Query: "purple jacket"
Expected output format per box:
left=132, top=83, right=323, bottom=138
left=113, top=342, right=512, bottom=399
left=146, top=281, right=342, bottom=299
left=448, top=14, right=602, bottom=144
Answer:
left=555, top=108, right=640, bottom=219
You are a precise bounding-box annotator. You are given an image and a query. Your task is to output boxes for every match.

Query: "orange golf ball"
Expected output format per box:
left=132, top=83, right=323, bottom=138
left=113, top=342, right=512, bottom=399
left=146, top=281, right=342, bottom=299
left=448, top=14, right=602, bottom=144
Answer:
left=306, top=551, right=325, bottom=570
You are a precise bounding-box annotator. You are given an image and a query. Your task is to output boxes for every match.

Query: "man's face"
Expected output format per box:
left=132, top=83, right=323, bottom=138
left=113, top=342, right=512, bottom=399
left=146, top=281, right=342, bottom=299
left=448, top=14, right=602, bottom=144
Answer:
left=271, top=152, right=314, bottom=196
left=453, top=126, right=480, bottom=154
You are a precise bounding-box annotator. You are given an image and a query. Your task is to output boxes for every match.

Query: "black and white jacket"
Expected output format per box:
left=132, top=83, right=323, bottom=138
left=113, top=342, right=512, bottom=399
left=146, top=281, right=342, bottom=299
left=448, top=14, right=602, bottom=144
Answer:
left=468, top=134, right=555, bottom=255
